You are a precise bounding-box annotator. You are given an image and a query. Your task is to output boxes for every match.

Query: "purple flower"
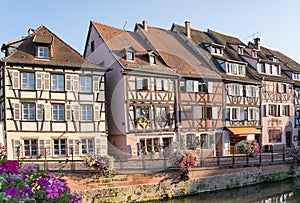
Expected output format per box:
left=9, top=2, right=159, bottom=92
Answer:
left=0, top=160, right=19, bottom=175
left=5, top=188, right=19, bottom=196
left=22, top=187, right=33, bottom=194
left=37, top=178, right=50, bottom=187
left=6, top=177, right=15, bottom=182
left=22, top=164, right=38, bottom=174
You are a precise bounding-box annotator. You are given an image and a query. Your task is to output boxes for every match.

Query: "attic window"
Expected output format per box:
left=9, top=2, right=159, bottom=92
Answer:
left=126, top=51, right=134, bottom=61
left=210, top=46, right=223, bottom=55
left=38, top=46, right=49, bottom=58
left=91, top=41, right=95, bottom=53
left=149, top=55, right=156, bottom=64
left=252, top=50, right=257, bottom=58
left=238, top=47, right=243, bottom=55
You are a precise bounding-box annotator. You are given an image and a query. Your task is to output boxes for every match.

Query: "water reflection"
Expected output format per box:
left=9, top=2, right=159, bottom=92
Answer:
left=152, top=178, right=300, bottom=203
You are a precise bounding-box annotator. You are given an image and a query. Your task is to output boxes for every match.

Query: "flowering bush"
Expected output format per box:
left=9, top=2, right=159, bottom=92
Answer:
left=83, top=153, right=114, bottom=177
left=0, top=143, right=6, bottom=161
left=236, top=140, right=260, bottom=157
left=0, top=160, right=82, bottom=202
left=175, top=151, right=199, bottom=173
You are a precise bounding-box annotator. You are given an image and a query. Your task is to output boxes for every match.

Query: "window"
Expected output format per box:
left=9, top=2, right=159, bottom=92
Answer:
left=127, top=51, right=134, bottom=61
left=135, top=106, right=150, bottom=120
left=52, top=104, right=65, bottom=121
left=155, top=79, right=168, bottom=91
left=21, top=72, right=35, bottom=90
left=155, top=106, right=167, bottom=122
left=272, top=65, right=280, bottom=75
left=186, top=133, right=196, bottom=150
left=24, top=139, right=38, bottom=157
left=81, top=105, right=93, bottom=121
left=199, top=134, right=209, bottom=149
left=22, top=103, right=35, bottom=120
left=193, top=106, right=203, bottom=119
left=91, top=41, right=95, bottom=53
left=231, top=108, right=239, bottom=120
left=211, top=46, right=223, bottom=55
left=281, top=84, right=287, bottom=93
left=38, top=46, right=49, bottom=58
left=252, top=50, right=257, bottom=58
left=282, top=105, right=290, bottom=116
left=51, top=74, right=64, bottom=91
left=206, top=107, right=212, bottom=120
left=248, top=108, right=256, bottom=120
left=296, top=108, right=300, bottom=127
left=82, top=139, right=94, bottom=154
left=229, top=84, right=241, bottom=96
left=198, top=83, right=207, bottom=93
left=136, top=78, right=149, bottom=90
left=179, top=81, right=186, bottom=92
left=149, top=55, right=156, bottom=64
left=54, top=139, right=67, bottom=156
left=257, top=63, right=265, bottom=73
left=80, top=76, right=92, bottom=92
left=269, top=105, right=277, bottom=116
left=247, top=86, right=256, bottom=97
left=186, top=80, right=193, bottom=92
left=293, top=73, right=300, bottom=80
left=226, top=63, right=245, bottom=76
left=238, top=47, right=243, bottom=55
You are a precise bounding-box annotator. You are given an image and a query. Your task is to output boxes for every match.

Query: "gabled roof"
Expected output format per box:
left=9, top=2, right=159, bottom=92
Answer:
left=1, top=25, right=105, bottom=71
left=136, top=23, right=221, bottom=79
left=173, top=24, right=259, bottom=84
left=90, top=21, right=178, bottom=76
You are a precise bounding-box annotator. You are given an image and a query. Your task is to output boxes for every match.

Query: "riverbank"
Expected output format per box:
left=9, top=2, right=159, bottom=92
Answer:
left=64, top=162, right=300, bottom=203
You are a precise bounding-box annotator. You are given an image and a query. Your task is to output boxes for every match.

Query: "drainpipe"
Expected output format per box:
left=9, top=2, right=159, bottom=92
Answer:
left=174, top=76, right=181, bottom=150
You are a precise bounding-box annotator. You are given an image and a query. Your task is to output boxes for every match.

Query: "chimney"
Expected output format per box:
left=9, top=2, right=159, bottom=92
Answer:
left=254, top=37, right=261, bottom=51
left=185, top=21, right=191, bottom=38
left=27, top=28, right=35, bottom=36
left=142, top=20, right=148, bottom=31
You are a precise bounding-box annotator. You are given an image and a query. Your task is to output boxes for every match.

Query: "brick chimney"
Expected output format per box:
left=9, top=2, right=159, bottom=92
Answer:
left=142, top=20, right=148, bottom=31
left=254, top=37, right=261, bottom=51
left=185, top=21, right=191, bottom=38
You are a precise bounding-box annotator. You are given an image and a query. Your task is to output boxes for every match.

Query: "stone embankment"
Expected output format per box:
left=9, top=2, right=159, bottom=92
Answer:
left=64, top=163, right=300, bottom=203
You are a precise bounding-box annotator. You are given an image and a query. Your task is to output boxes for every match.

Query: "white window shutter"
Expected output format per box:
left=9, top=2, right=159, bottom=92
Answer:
left=36, top=72, right=43, bottom=90
left=44, top=104, right=51, bottom=121
left=246, top=86, right=249, bottom=97
left=225, top=108, right=230, bottom=120
left=207, top=82, right=213, bottom=93
left=45, top=139, right=51, bottom=157
left=193, top=81, right=199, bottom=92
left=240, top=108, right=245, bottom=120
left=74, top=139, right=80, bottom=155
left=36, top=104, right=44, bottom=121
left=10, top=70, right=20, bottom=89
left=14, top=103, right=21, bottom=120
left=163, top=79, right=169, bottom=91
left=230, top=108, right=233, bottom=120
left=239, top=85, right=243, bottom=96
left=93, top=76, right=100, bottom=92
left=212, top=107, right=218, bottom=119
left=94, top=104, right=101, bottom=121
left=44, top=73, right=50, bottom=90
left=65, top=104, right=72, bottom=121
left=65, top=74, right=72, bottom=91
left=73, top=105, right=80, bottom=121
left=73, top=75, right=79, bottom=92
left=155, top=79, right=162, bottom=90
left=95, top=138, right=101, bottom=155
left=256, top=108, right=259, bottom=120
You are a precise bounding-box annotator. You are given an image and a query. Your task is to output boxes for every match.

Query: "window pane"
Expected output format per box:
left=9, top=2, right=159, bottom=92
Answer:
left=52, top=74, right=65, bottom=91
left=80, top=76, right=92, bottom=92
left=22, top=73, right=35, bottom=90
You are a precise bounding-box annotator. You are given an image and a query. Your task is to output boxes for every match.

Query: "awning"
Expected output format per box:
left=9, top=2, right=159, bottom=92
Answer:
left=227, top=127, right=261, bottom=135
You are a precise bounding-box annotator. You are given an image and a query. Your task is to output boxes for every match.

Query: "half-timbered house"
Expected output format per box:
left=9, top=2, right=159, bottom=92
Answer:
left=0, top=26, right=108, bottom=160
left=84, top=21, right=178, bottom=158
left=134, top=21, right=223, bottom=157
left=242, top=38, right=294, bottom=150
left=172, top=23, right=262, bottom=155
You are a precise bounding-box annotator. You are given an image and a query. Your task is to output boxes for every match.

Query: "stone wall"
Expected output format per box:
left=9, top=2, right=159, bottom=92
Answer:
left=64, top=163, right=300, bottom=203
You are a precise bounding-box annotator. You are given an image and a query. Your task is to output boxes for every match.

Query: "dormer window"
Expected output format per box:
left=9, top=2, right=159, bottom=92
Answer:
left=257, top=63, right=265, bottom=73
left=293, top=73, right=300, bottom=80
left=149, top=55, right=156, bottom=64
left=38, top=46, right=49, bottom=58
left=238, top=47, right=244, bottom=55
left=270, top=56, right=278, bottom=62
left=252, top=50, right=257, bottom=58
left=211, top=46, right=223, bottom=55
left=126, top=51, right=134, bottom=61
left=226, top=62, right=245, bottom=76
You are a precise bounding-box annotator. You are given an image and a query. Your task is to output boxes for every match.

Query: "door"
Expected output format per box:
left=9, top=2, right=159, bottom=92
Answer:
left=215, top=133, right=223, bottom=156
left=286, top=131, right=292, bottom=148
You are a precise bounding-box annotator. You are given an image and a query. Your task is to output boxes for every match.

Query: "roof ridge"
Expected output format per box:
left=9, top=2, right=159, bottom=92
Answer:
left=92, top=20, right=128, bottom=33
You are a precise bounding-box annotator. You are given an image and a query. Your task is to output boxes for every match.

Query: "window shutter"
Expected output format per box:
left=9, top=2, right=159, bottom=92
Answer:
left=36, top=72, right=43, bottom=90
left=193, top=81, right=199, bottom=92
left=94, top=104, right=101, bottom=121
left=256, top=108, right=259, bottom=120
left=36, top=104, right=44, bottom=121
left=65, top=104, right=72, bottom=121
left=65, top=74, right=72, bottom=91
left=207, top=82, right=213, bottom=93
left=95, top=138, right=101, bottom=155
left=73, top=105, right=80, bottom=121
left=10, top=70, right=20, bottom=89
left=45, top=139, right=51, bottom=157
left=228, top=84, right=233, bottom=95
left=240, top=108, right=245, bottom=120
left=212, top=107, right=218, bottom=119
left=239, top=85, right=243, bottom=96
left=44, top=104, right=51, bottom=121
left=230, top=108, right=233, bottom=120
left=12, top=139, right=21, bottom=159
left=246, top=86, right=249, bottom=97
left=68, top=139, right=74, bottom=156
left=193, top=106, right=202, bottom=119
left=155, top=79, right=162, bottom=90
left=262, top=105, right=267, bottom=117
left=225, top=108, right=230, bottom=120
left=93, top=76, right=100, bottom=92
left=44, top=73, right=50, bottom=90
left=74, top=139, right=80, bottom=156
left=277, top=105, right=281, bottom=117
left=73, top=75, right=79, bottom=92
left=13, top=103, right=21, bottom=120
left=163, top=79, right=169, bottom=91
left=38, top=140, right=45, bottom=157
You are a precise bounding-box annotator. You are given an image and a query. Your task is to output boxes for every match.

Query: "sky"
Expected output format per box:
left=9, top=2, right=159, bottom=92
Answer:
left=1, top=0, right=300, bottom=62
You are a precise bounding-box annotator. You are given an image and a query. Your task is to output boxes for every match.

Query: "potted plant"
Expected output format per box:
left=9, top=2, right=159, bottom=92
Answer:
left=136, top=116, right=150, bottom=129
left=175, top=151, right=199, bottom=181
left=236, top=140, right=260, bottom=157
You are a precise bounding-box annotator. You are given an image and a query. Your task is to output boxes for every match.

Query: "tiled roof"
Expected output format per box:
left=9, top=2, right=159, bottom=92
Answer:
left=137, top=25, right=221, bottom=79
left=92, top=21, right=178, bottom=76
left=1, top=25, right=105, bottom=71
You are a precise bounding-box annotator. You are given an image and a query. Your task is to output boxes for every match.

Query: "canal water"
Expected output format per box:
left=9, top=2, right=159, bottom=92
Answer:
left=152, top=177, right=300, bottom=203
